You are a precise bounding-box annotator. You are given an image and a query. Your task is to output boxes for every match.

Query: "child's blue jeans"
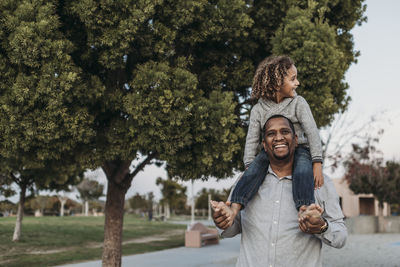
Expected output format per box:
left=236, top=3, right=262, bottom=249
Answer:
left=230, top=145, right=315, bottom=210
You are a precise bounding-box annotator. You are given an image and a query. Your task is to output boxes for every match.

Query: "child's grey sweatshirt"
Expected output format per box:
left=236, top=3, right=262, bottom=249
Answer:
left=243, top=95, right=323, bottom=167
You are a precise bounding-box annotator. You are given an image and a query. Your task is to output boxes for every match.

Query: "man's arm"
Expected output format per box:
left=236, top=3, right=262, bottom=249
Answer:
left=211, top=201, right=242, bottom=238
left=220, top=211, right=242, bottom=238
left=314, top=175, right=347, bottom=248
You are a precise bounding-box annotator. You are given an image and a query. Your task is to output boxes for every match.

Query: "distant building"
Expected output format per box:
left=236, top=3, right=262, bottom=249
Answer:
left=332, top=178, right=391, bottom=217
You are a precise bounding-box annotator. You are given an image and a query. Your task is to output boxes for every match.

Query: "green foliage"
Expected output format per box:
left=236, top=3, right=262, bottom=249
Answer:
left=128, top=193, right=149, bottom=211
left=156, top=177, right=187, bottom=212
left=0, top=200, right=16, bottom=213
left=195, top=188, right=229, bottom=209
left=24, top=195, right=60, bottom=214
left=77, top=179, right=104, bottom=201
left=0, top=0, right=367, bottom=180
left=0, top=174, right=15, bottom=198
left=271, top=1, right=350, bottom=127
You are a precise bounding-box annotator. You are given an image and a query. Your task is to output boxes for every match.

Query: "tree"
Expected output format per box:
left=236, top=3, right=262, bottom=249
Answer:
left=128, top=193, right=148, bottom=213
left=156, top=177, right=187, bottom=216
left=0, top=200, right=16, bottom=215
left=0, top=0, right=366, bottom=264
left=195, top=188, right=228, bottom=210
left=321, top=112, right=386, bottom=171
left=77, top=179, right=104, bottom=216
left=344, top=138, right=400, bottom=215
left=58, top=195, right=69, bottom=217
left=0, top=163, right=82, bottom=241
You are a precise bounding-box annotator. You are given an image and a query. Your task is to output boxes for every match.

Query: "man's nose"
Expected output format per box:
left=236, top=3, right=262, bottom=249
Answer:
left=274, top=132, right=284, bottom=140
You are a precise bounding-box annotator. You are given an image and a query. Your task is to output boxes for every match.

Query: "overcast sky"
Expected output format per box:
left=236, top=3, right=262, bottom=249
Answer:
left=4, top=0, right=400, bottom=203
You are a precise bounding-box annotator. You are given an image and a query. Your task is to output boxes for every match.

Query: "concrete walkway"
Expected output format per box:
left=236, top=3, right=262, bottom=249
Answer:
left=59, top=235, right=241, bottom=267
left=59, top=229, right=400, bottom=267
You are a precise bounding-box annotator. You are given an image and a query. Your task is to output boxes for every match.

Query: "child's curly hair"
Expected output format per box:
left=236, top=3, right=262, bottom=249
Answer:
left=251, top=55, right=295, bottom=102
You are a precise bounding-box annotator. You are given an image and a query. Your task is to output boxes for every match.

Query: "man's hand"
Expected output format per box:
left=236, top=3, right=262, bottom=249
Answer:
left=313, top=162, right=324, bottom=189
left=298, top=204, right=326, bottom=234
left=210, top=200, right=234, bottom=230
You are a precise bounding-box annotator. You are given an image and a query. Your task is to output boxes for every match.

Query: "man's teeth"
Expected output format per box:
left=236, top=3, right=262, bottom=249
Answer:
left=274, top=145, right=287, bottom=148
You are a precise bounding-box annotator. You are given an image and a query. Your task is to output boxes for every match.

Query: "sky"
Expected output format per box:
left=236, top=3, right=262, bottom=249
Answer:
left=4, top=0, right=400, bottom=203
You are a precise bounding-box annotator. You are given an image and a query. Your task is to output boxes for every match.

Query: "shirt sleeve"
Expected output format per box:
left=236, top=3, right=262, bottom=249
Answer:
left=314, top=175, right=347, bottom=248
left=295, top=96, right=323, bottom=163
left=219, top=211, right=242, bottom=238
left=243, top=105, right=262, bottom=167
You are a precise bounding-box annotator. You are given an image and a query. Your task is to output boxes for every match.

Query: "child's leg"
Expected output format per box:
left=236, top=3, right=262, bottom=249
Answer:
left=230, top=149, right=270, bottom=208
left=292, top=145, right=315, bottom=210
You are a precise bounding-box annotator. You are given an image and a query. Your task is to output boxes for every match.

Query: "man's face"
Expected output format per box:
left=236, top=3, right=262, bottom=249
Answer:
left=262, top=117, right=297, bottom=161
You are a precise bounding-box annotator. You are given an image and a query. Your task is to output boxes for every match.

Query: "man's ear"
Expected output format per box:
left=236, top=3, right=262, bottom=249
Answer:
left=262, top=139, right=267, bottom=151
left=294, top=134, right=298, bottom=147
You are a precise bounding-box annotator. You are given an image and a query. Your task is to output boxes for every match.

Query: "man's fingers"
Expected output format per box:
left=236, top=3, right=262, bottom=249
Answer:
left=217, top=218, right=231, bottom=229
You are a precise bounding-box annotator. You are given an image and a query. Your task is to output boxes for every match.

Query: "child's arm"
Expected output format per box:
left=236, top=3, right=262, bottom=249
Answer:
left=243, top=106, right=262, bottom=167
left=295, top=96, right=324, bottom=187
left=313, top=162, right=323, bottom=189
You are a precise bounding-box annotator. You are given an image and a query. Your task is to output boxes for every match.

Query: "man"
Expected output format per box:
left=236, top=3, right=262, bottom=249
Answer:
left=212, top=115, right=347, bottom=267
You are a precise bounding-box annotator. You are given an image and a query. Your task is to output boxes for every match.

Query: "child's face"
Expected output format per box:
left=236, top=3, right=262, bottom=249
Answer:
left=278, top=65, right=299, bottom=99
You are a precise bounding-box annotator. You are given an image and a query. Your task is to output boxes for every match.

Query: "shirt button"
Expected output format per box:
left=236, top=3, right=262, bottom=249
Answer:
left=275, top=200, right=279, bottom=203
left=271, top=243, right=275, bottom=246
left=273, top=221, right=277, bottom=224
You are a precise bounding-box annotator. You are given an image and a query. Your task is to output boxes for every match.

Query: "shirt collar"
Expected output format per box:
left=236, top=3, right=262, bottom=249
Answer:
left=267, top=165, right=293, bottom=180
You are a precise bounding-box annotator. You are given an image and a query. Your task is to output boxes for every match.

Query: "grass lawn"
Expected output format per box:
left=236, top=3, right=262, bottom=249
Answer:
left=0, top=214, right=187, bottom=267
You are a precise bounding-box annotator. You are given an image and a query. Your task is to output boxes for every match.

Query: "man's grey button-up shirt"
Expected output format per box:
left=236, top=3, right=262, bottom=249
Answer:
left=221, top=167, right=347, bottom=267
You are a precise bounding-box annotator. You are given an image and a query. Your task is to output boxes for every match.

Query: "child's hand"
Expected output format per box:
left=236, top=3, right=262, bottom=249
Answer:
left=313, top=162, right=324, bottom=189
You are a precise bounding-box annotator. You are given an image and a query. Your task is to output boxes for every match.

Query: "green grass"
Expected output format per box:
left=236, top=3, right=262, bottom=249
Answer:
left=0, top=215, right=186, bottom=267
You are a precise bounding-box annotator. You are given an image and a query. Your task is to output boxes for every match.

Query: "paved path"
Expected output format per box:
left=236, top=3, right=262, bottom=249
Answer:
left=59, top=235, right=241, bottom=267
left=59, top=229, right=400, bottom=267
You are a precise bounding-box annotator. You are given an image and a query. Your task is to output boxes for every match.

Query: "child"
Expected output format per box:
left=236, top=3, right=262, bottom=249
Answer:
left=216, top=55, right=324, bottom=227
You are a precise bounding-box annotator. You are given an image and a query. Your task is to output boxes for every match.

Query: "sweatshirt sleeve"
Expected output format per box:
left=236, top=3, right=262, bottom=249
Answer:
left=295, top=96, right=323, bottom=163
left=243, top=105, right=262, bottom=167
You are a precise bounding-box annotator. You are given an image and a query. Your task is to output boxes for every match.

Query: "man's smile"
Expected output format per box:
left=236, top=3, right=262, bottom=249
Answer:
left=273, top=143, right=288, bottom=151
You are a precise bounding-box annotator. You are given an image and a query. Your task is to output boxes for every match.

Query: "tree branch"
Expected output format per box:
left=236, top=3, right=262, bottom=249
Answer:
left=128, top=152, right=159, bottom=181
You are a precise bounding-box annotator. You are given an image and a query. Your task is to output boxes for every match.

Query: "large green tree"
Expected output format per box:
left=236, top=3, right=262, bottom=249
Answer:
left=0, top=0, right=366, bottom=265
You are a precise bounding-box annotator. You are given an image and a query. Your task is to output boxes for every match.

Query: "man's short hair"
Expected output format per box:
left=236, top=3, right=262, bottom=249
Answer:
left=262, top=115, right=296, bottom=140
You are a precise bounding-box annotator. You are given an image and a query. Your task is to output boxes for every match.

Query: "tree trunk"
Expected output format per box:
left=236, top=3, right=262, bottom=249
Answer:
left=59, top=198, right=67, bottom=217
left=85, top=200, right=89, bottom=216
left=101, top=180, right=128, bottom=267
left=13, top=184, right=26, bottom=242
left=165, top=202, right=170, bottom=219
left=101, top=154, right=156, bottom=266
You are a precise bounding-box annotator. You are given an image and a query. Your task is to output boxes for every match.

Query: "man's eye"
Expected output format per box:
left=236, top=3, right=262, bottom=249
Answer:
left=282, top=130, right=290, bottom=134
left=267, top=132, right=274, bottom=137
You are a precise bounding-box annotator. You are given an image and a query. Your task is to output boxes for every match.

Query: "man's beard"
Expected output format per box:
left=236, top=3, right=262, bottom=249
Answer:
left=274, top=152, right=290, bottom=161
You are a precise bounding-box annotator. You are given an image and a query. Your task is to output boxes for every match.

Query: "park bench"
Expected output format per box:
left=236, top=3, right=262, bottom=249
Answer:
left=185, top=222, right=219, bottom=248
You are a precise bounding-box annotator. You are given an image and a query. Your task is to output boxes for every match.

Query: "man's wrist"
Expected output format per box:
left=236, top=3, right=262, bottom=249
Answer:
left=319, top=217, right=328, bottom=234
